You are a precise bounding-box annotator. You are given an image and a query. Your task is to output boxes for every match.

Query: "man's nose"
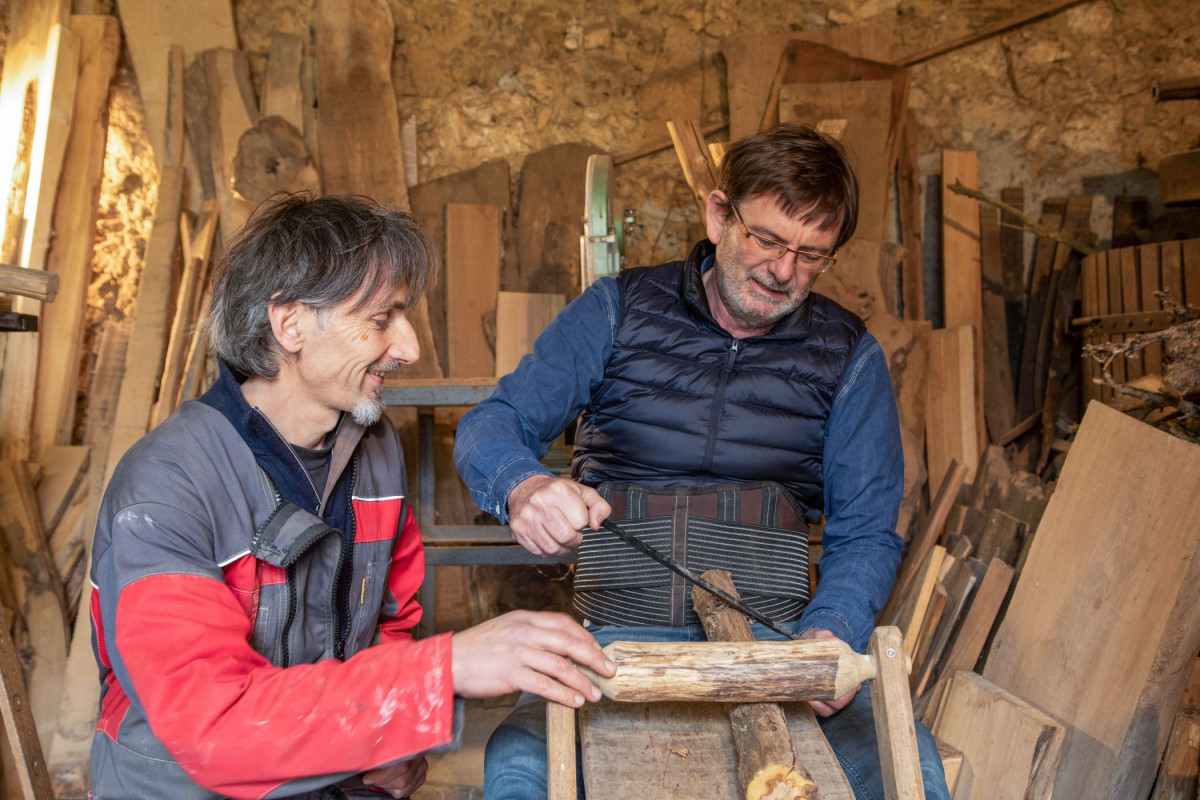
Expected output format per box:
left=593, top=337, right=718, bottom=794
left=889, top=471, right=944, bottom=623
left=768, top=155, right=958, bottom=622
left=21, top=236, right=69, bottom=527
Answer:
left=388, top=316, right=421, bottom=364
left=766, top=252, right=797, bottom=283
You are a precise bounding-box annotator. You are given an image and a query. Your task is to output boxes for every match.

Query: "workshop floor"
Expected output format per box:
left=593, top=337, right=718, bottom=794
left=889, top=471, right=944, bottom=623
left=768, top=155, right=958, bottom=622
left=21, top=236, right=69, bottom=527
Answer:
left=411, top=695, right=516, bottom=799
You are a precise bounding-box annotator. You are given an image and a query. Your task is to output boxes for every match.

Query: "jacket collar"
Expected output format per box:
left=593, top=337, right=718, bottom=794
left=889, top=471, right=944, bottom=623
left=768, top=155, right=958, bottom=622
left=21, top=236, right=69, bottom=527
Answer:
left=199, top=360, right=367, bottom=514
left=680, top=239, right=814, bottom=340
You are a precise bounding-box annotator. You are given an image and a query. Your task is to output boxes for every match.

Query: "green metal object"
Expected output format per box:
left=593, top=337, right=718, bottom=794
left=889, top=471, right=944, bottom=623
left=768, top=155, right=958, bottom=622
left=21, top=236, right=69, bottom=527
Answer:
left=580, top=154, right=625, bottom=289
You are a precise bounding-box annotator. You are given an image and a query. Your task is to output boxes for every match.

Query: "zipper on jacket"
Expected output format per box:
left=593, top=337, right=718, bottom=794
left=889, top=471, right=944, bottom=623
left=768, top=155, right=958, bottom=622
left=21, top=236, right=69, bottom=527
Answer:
left=332, top=456, right=357, bottom=661
left=700, top=339, right=740, bottom=472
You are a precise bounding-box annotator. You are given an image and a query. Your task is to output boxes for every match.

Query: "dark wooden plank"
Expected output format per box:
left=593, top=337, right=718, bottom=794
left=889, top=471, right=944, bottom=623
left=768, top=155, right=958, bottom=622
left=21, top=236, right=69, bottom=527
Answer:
left=979, top=205, right=1016, bottom=441
left=1119, top=245, right=1143, bottom=381
left=899, top=111, right=925, bottom=321
left=1112, top=196, right=1150, bottom=249
left=515, top=143, right=604, bottom=299
left=1016, top=199, right=1064, bottom=418
left=1138, top=243, right=1164, bottom=376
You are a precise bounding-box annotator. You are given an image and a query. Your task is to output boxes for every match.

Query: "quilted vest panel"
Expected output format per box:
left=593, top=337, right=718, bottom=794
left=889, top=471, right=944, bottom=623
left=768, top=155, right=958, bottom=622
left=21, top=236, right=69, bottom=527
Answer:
left=572, top=242, right=865, bottom=517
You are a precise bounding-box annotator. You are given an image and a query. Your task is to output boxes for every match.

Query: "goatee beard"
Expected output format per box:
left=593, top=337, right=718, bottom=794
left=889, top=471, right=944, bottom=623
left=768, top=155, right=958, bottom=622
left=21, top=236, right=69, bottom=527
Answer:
left=352, top=395, right=385, bottom=427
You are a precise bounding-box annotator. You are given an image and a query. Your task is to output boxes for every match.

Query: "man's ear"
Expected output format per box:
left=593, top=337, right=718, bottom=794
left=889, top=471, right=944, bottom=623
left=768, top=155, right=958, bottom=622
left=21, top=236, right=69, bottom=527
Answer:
left=267, top=300, right=306, bottom=355
left=705, top=190, right=731, bottom=244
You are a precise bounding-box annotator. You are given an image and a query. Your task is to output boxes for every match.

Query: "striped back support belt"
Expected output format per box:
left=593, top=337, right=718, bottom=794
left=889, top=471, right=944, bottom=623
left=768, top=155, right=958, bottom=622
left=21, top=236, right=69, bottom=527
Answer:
left=572, top=481, right=811, bottom=628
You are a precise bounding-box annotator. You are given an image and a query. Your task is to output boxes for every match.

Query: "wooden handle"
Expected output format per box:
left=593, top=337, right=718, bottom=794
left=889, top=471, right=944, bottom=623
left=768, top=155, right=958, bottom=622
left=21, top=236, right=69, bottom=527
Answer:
left=546, top=701, right=576, bottom=800
left=581, top=637, right=876, bottom=703
left=694, top=570, right=818, bottom=800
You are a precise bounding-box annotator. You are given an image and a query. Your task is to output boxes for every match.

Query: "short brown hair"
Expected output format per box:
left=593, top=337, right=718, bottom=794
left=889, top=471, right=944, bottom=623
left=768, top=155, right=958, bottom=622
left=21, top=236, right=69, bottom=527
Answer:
left=715, top=122, right=859, bottom=251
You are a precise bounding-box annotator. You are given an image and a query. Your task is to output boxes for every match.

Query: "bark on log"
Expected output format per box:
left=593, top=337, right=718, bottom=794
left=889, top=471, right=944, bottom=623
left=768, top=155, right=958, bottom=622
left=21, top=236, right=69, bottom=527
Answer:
left=583, top=638, right=876, bottom=703
left=693, top=569, right=818, bottom=800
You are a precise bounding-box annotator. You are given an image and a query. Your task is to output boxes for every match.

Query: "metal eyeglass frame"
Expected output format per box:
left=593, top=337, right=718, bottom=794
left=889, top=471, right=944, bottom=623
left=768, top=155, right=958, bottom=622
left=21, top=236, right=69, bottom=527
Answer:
left=729, top=204, right=838, bottom=274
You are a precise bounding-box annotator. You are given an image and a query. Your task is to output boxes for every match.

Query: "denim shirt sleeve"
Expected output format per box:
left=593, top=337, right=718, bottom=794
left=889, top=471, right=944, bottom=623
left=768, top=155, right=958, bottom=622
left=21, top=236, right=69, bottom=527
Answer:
left=453, top=278, right=620, bottom=521
left=797, top=331, right=904, bottom=653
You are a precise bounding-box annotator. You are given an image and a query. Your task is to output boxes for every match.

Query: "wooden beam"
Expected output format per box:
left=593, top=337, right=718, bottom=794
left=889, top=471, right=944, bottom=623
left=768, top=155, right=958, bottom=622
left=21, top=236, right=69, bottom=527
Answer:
left=546, top=701, right=576, bottom=800
left=897, top=0, right=1093, bottom=67
left=201, top=47, right=256, bottom=238
left=867, top=626, right=926, bottom=800
left=926, top=326, right=979, bottom=487
left=0, top=607, right=54, bottom=800
left=932, top=671, right=1064, bottom=799
left=667, top=119, right=719, bottom=215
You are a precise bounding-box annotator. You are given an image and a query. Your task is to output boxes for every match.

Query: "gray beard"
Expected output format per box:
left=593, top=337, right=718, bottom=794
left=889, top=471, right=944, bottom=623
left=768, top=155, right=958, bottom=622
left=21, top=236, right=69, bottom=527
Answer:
left=351, top=394, right=385, bottom=427
left=716, top=268, right=810, bottom=329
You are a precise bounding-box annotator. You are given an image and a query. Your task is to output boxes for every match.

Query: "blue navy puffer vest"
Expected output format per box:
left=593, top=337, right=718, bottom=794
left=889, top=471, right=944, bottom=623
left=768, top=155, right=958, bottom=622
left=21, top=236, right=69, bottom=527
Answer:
left=572, top=240, right=866, bottom=518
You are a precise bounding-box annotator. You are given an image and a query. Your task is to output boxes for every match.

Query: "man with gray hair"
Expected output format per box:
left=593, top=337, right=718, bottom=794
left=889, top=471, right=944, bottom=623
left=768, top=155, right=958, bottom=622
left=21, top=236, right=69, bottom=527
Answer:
left=88, top=194, right=614, bottom=799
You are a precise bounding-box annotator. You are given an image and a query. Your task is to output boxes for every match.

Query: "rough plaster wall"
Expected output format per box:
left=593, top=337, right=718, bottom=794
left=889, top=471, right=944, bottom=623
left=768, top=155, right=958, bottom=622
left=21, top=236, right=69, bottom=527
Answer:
left=230, top=0, right=1199, bottom=274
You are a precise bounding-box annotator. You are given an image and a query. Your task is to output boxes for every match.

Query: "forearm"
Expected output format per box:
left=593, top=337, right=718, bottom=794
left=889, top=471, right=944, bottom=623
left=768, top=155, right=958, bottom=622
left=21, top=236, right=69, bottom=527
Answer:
left=454, top=279, right=619, bottom=520
left=111, top=574, right=456, bottom=798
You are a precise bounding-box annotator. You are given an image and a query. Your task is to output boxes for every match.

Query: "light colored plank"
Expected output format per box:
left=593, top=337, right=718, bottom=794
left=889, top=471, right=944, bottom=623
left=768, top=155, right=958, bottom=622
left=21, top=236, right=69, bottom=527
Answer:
left=941, top=151, right=985, bottom=456
left=445, top=203, right=503, bottom=378
left=933, top=671, right=1064, bottom=800
left=926, top=326, right=979, bottom=487
left=494, top=292, right=565, bottom=377
left=114, top=0, right=236, bottom=165
left=547, top=702, right=576, bottom=800
left=34, top=15, right=120, bottom=457
left=984, top=401, right=1200, bottom=800
left=893, top=545, right=947, bottom=655
left=869, top=626, right=925, bottom=800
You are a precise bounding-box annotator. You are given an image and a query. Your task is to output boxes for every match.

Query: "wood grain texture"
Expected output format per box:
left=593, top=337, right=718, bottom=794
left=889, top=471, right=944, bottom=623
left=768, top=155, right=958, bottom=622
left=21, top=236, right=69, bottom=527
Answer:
left=546, top=702, right=576, bottom=800
left=933, top=671, right=1064, bottom=800
left=587, top=639, right=875, bottom=703
left=580, top=701, right=852, bottom=800
left=445, top=203, right=503, bottom=378
left=940, top=152, right=985, bottom=457
left=926, top=326, right=979, bottom=487
left=984, top=401, right=1200, bottom=800
left=0, top=607, right=55, bottom=800
left=33, top=15, right=120, bottom=456
left=867, top=626, right=925, bottom=800
left=114, top=0, right=236, bottom=165
left=494, top=292, right=565, bottom=377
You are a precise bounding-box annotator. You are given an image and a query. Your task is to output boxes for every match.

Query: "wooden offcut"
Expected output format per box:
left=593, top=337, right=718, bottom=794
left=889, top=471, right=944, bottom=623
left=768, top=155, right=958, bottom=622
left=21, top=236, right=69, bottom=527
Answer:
left=34, top=444, right=89, bottom=535
left=445, top=203, right=503, bottom=378
left=546, top=701, right=577, bottom=800
left=933, top=671, right=1064, bottom=800
left=978, top=206, right=1016, bottom=442
left=667, top=120, right=720, bottom=214
left=201, top=47, right=257, bottom=237
left=114, top=0, right=236, bottom=166
left=692, top=570, right=819, bottom=800
left=984, top=401, right=1200, bottom=800
left=494, top=292, right=565, bottom=377
left=925, top=326, right=979, bottom=487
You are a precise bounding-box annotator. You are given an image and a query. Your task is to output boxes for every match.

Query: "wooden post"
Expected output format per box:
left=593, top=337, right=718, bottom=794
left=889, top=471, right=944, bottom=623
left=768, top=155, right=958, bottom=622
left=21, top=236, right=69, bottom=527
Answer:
left=547, top=701, right=577, bottom=800
left=0, top=608, right=55, bottom=800
left=868, top=626, right=926, bottom=800
left=692, top=569, right=818, bottom=800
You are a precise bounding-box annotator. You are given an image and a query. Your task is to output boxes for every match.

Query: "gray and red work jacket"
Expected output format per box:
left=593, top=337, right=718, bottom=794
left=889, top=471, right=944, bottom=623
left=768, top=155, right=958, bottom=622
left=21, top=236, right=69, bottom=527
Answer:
left=88, top=362, right=455, bottom=799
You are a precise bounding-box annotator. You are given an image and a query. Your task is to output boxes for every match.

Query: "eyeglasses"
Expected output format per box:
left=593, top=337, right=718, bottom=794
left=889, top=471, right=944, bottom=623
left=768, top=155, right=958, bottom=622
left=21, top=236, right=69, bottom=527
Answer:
left=729, top=205, right=838, bottom=274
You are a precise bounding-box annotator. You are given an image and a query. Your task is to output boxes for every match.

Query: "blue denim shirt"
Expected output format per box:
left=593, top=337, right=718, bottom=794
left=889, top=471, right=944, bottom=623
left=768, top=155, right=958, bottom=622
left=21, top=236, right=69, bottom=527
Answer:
left=454, top=262, right=903, bottom=653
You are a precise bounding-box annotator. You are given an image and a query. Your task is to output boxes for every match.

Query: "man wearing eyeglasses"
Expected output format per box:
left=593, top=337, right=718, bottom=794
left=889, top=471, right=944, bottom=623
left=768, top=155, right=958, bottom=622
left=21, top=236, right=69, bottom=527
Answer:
left=454, top=122, right=950, bottom=799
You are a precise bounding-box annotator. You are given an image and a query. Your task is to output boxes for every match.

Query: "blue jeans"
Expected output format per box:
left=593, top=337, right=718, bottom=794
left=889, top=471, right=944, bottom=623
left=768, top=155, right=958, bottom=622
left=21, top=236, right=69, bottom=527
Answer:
left=483, top=623, right=950, bottom=800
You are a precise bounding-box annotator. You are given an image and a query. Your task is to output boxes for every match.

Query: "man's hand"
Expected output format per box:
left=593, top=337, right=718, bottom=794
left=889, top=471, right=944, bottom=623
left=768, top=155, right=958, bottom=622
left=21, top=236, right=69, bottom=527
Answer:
left=362, top=756, right=427, bottom=798
left=506, top=474, right=611, bottom=557
left=801, top=628, right=859, bottom=717
left=451, top=610, right=616, bottom=707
